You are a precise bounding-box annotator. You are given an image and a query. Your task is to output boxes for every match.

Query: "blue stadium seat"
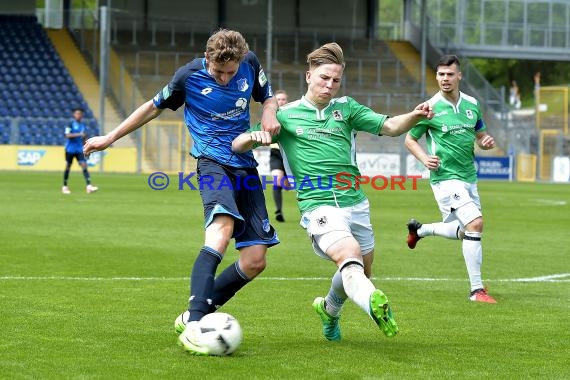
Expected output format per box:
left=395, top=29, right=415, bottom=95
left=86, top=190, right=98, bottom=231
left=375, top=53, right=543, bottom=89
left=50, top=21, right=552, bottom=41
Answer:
left=1, top=15, right=97, bottom=145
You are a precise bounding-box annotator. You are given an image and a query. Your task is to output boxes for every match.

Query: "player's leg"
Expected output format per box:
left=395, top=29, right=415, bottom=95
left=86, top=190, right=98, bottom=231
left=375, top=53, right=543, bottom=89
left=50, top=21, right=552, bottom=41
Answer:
left=407, top=180, right=464, bottom=248
left=269, top=148, right=286, bottom=222
left=271, top=168, right=285, bottom=222
left=178, top=160, right=239, bottom=353
left=77, top=152, right=98, bottom=193
left=349, top=201, right=398, bottom=336
left=455, top=184, right=496, bottom=303
left=326, top=239, right=398, bottom=337
left=186, top=159, right=240, bottom=324
left=62, top=152, right=73, bottom=193
left=210, top=170, right=278, bottom=311
left=307, top=204, right=397, bottom=338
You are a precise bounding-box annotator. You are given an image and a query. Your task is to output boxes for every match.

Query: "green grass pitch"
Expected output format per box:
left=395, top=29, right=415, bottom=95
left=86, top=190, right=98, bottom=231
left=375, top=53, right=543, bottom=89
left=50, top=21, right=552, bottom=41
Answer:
left=0, top=171, right=568, bottom=379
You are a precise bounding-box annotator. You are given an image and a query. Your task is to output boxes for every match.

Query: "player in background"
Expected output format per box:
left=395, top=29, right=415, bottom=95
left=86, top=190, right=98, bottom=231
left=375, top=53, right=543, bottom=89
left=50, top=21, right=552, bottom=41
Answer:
left=405, top=54, right=497, bottom=304
left=233, top=43, right=433, bottom=341
left=269, top=89, right=290, bottom=222
left=62, top=107, right=98, bottom=194
left=83, top=29, right=281, bottom=355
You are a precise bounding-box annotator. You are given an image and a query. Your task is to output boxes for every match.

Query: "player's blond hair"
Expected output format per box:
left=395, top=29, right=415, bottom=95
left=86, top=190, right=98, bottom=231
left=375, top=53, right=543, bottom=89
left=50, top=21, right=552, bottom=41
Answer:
left=306, top=42, right=346, bottom=69
left=205, top=29, right=249, bottom=64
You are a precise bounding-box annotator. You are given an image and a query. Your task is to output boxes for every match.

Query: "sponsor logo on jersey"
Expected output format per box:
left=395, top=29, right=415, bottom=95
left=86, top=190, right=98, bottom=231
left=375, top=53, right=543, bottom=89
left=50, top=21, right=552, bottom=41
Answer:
left=295, top=128, right=303, bottom=135
left=237, top=78, right=249, bottom=92
left=287, top=113, right=309, bottom=119
left=258, top=69, right=267, bottom=86
left=435, top=110, right=448, bottom=117
left=201, top=87, right=213, bottom=95
left=235, top=98, right=248, bottom=110
left=17, top=149, right=46, bottom=166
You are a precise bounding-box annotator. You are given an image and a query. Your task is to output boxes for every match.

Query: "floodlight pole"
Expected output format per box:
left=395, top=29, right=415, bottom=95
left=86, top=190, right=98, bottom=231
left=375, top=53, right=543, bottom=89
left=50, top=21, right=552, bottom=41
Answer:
left=266, top=0, right=273, bottom=82
left=99, top=6, right=110, bottom=171
left=420, top=0, right=427, bottom=98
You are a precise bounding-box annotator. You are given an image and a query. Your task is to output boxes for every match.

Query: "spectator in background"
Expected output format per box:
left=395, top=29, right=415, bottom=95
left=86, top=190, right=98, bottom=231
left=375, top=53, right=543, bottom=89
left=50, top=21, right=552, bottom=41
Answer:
left=269, top=89, right=290, bottom=222
left=62, top=107, right=98, bottom=194
left=509, top=80, right=521, bottom=109
left=405, top=55, right=497, bottom=304
left=83, top=29, right=280, bottom=356
left=534, top=71, right=541, bottom=106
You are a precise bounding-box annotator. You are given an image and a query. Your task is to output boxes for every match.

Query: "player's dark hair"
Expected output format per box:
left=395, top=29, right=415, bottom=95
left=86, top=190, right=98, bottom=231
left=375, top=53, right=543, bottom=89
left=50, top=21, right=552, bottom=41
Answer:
left=307, top=42, right=346, bottom=69
left=72, top=107, right=84, bottom=113
left=206, top=29, right=249, bottom=64
left=436, top=55, right=461, bottom=70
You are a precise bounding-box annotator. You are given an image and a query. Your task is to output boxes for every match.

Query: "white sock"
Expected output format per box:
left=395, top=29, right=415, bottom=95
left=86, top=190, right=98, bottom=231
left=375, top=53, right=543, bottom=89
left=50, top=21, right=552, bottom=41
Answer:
left=419, top=220, right=461, bottom=240
left=340, top=261, right=375, bottom=314
left=325, top=270, right=347, bottom=316
left=462, top=231, right=483, bottom=291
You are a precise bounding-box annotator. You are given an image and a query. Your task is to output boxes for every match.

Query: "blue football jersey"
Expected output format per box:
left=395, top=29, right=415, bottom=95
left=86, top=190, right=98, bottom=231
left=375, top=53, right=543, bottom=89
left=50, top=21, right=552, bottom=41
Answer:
left=64, top=120, right=86, bottom=153
left=153, top=51, right=273, bottom=168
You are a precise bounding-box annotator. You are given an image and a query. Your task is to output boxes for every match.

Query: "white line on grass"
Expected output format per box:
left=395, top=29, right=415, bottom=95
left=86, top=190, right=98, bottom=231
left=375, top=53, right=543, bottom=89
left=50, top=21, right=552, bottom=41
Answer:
left=0, top=274, right=568, bottom=282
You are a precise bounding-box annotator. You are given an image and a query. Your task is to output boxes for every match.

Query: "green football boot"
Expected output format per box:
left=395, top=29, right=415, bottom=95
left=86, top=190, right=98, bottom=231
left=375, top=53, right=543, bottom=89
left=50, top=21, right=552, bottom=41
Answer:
left=312, top=297, right=341, bottom=341
left=369, top=289, right=399, bottom=337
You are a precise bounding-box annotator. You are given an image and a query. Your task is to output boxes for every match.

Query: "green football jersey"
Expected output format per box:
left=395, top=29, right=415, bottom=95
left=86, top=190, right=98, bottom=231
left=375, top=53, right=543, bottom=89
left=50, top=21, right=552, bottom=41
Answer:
left=257, top=96, right=388, bottom=214
left=408, top=91, right=486, bottom=184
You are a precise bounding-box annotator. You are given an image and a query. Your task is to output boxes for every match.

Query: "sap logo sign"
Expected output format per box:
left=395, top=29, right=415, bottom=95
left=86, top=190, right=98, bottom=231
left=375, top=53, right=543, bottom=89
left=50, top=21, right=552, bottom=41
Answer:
left=17, top=150, right=46, bottom=166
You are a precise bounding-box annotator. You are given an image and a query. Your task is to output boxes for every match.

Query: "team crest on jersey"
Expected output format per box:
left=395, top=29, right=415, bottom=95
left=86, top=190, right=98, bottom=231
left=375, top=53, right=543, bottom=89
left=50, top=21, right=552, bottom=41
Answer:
left=466, top=110, right=474, bottom=119
left=316, top=216, right=327, bottom=227
left=262, top=218, right=270, bottom=232
left=332, top=110, right=343, bottom=121
left=258, top=69, right=267, bottom=86
left=237, top=78, right=249, bottom=92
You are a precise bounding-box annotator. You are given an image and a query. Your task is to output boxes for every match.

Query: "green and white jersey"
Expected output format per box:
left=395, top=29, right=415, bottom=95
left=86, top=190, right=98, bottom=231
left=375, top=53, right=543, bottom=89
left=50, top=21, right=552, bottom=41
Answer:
left=268, top=95, right=387, bottom=214
left=409, top=91, right=486, bottom=184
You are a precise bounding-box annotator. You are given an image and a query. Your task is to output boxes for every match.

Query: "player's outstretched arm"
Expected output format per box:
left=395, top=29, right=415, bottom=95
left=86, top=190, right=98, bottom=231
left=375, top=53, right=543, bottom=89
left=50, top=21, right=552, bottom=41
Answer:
left=381, top=101, right=434, bottom=137
left=84, top=100, right=162, bottom=155
left=232, top=130, right=273, bottom=153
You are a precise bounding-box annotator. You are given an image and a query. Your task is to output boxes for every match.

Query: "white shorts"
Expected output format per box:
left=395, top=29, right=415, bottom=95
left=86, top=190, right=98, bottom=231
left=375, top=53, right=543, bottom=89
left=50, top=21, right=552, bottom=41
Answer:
left=300, top=199, right=374, bottom=260
left=431, top=179, right=482, bottom=227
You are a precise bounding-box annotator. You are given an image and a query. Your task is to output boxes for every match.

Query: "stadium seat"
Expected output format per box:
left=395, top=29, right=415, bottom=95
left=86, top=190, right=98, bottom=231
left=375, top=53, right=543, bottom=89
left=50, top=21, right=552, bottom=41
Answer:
left=0, top=14, right=98, bottom=145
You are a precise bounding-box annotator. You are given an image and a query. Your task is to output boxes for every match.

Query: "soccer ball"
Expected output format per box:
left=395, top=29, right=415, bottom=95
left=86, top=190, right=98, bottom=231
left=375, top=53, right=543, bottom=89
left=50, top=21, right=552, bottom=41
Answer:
left=195, top=312, right=243, bottom=356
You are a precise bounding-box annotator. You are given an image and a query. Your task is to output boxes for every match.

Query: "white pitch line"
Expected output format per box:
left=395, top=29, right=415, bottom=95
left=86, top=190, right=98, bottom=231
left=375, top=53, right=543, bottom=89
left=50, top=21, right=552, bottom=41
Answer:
left=0, top=275, right=568, bottom=282
left=495, top=273, right=570, bottom=282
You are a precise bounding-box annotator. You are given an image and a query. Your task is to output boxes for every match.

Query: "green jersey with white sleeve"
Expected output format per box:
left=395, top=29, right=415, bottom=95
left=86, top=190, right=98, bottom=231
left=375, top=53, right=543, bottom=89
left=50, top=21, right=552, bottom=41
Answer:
left=258, top=95, right=388, bottom=214
left=408, top=91, right=486, bottom=184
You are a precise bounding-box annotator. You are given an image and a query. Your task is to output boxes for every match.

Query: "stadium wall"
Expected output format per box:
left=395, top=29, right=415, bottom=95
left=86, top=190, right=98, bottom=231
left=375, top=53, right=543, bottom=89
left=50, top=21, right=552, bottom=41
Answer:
left=0, top=1, right=35, bottom=15
left=106, top=0, right=369, bottom=37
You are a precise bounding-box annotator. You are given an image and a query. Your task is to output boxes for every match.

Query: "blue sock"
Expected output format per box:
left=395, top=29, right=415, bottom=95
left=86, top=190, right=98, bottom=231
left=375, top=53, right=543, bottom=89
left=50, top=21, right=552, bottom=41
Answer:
left=209, top=261, right=250, bottom=313
left=188, top=246, right=222, bottom=321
